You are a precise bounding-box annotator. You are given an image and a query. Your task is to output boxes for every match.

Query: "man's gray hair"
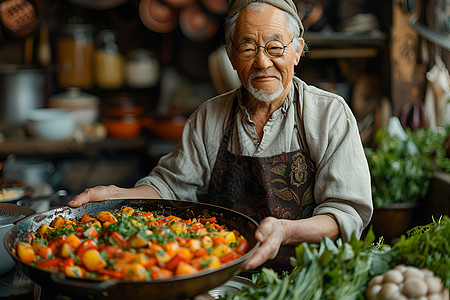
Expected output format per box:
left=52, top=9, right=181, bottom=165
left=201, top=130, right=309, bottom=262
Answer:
left=224, top=2, right=307, bottom=59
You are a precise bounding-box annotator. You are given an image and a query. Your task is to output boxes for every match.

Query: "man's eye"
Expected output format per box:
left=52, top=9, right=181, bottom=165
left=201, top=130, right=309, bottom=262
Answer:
left=240, top=44, right=255, bottom=52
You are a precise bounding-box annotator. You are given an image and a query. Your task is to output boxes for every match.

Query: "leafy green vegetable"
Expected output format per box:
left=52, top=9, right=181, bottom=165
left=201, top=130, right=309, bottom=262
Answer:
left=406, top=125, right=450, bottom=173
left=364, top=129, right=433, bottom=208
left=222, top=230, right=379, bottom=300
left=386, top=215, right=450, bottom=289
left=221, top=217, right=450, bottom=299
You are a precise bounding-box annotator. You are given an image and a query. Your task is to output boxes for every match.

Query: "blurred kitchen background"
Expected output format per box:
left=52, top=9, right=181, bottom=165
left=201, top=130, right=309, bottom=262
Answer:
left=0, top=0, right=448, bottom=237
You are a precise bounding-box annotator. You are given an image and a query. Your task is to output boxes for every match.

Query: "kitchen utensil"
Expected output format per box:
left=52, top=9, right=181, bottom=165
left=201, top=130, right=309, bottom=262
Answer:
left=143, top=114, right=186, bottom=140
left=102, top=93, right=145, bottom=138
left=297, top=2, right=327, bottom=32
left=27, top=108, right=75, bottom=140
left=48, top=88, right=100, bottom=127
left=179, top=4, right=218, bottom=41
left=207, top=276, right=256, bottom=298
left=16, top=190, right=67, bottom=213
left=208, top=46, right=241, bottom=94
left=0, top=65, right=46, bottom=131
left=0, top=203, right=35, bottom=276
left=2, top=155, right=69, bottom=188
left=37, top=21, right=51, bottom=66
left=68, top=0, right=129, bottom=9
left=139, top=0, right=178, bottom=34
left=102, top=115, right=143, bottom=138
left=0, top=0, right=44, bottom=38
left=5, top=199, right=259, bottom=299
left=199, top=0, right=228, bottom=15
left=163, top=0, right=195, bottom=9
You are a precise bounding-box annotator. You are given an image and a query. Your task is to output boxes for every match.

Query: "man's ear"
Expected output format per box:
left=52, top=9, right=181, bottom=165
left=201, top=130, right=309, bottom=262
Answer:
left=294, top=38, right=304, bottom=66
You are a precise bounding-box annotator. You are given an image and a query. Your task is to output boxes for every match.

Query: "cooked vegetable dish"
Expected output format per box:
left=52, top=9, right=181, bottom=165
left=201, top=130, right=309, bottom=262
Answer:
left=14, top=206, right=249, bottom=281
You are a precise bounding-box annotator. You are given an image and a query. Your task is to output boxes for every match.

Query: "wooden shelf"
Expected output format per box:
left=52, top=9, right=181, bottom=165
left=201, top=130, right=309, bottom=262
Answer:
left=302, top=31, right=388, bottom=59
left=0, top=137, right=147, bottom=158
left=306, top=48, right=379, bottom=59
left=304, top=30, right=389, bottom=48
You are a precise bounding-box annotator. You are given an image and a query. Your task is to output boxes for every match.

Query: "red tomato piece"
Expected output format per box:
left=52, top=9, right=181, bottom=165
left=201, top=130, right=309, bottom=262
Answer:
left=165, top=254, right=190, bottom=271
left=84, top=226, right=99, bottom=239
left=235, top=237, right=249, bottom=255
left=81, top=214, right=92, bottom=222
left=150, top=266, right=173, bottom=279
left=62, top=257, right=76, bottom=268
left=76, top=239, right=98, bottom=259
left=97, top=268, right=124, bottom=279
left=198, top=217, right=216, bottom=224
left=100, top=244, right=122, bottom=258
left=36, top=258, right=63, bottom=271
left=219, top=251, right=239, bottom=264
left=110, top=232, right=127, bottom=249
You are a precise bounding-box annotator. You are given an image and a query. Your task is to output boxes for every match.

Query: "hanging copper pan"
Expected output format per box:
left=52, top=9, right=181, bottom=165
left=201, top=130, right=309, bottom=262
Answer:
left=139, top=0, right=178, bottom=34
left=199, top=0, right=228, bottom=15
left=5, top=199, right=260, bottom=299
left=68, top=0, right=129, bottom=10
left=179, top=4, right=218, bottom=41
left=0, top=0, right=44, bottom=38
left=162, top=0, right=195, bottom=9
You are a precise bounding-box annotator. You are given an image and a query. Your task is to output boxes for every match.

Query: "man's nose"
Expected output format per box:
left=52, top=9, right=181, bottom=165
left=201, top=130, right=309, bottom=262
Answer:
left=253, top=48, right=273, bottom=69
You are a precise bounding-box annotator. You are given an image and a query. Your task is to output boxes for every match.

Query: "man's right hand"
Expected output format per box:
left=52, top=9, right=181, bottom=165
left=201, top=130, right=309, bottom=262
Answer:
left=67, top=185, right=160, bottom=207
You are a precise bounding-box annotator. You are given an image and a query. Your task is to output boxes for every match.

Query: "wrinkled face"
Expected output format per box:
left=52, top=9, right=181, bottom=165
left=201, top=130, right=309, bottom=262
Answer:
left=230, top=5, right=303, bottom=103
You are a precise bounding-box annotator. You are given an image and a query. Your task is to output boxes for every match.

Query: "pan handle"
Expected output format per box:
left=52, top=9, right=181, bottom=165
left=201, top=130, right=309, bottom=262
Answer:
left=50, top=273, right=120, bottom=294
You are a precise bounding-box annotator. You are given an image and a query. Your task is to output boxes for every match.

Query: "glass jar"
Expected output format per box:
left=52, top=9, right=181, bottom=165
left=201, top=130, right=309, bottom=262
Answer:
left=94, top=30, right=125, bottom=89
left=56, top=24, right=94, bottom=89
left=125, top=49, right=160, bottom=88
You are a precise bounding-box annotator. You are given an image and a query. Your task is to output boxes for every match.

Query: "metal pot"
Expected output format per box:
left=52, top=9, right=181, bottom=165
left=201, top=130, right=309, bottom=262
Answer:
left=2, top=155, right=69, bottom=188
left=5, top=199, right=260, bottom=299
left=0, top=65, right=46, bottom=131
left=0, top=203, right=34, bottom=276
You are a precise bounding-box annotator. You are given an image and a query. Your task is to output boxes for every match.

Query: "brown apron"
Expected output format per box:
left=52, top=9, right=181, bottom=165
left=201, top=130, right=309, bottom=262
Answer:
left=207, top=95, right=317, bottom=271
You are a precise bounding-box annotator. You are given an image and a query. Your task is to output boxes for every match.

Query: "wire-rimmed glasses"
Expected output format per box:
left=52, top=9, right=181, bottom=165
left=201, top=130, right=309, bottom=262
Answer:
left=234, top=38, right=294, bottom=60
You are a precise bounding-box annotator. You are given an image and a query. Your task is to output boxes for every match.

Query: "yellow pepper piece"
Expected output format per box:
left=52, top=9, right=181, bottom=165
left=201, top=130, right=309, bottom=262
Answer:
left=65, top=234, right=82, bottom=249
left=175, top=261, right=198, bottom=276
left=212, top=231, right=236, bottom=244
left=36, top=224, right=53, bottom=237
left=82, top=249, right=107, bottom=271
left=17, top=241, right=37, bottom=264
left=117, top=206, right=134, bottom=216
left=96, top=211, right=118, bottom=223
left=123, top=263, right=147, bottom=281
left=51, top=216, right=67, bottom=229
left=154, top=246, right=172, bottom=266
left=64, top=266, right=85, bottom=278
left=210, top=244, right=232, bottom=258
left=60, top=243, right=75, bottom=258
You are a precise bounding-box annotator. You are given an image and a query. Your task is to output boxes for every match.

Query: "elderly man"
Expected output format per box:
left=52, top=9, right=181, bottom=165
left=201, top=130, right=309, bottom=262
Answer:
left=69, top=0, right=373, bottom=271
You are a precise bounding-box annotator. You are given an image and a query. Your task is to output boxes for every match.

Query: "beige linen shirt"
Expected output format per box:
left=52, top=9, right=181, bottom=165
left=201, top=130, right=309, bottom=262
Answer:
left=136, top=77, right=373, bottom=241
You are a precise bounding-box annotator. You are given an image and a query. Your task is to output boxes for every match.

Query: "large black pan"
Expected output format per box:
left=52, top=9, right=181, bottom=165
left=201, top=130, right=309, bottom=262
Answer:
left=4, top=199, right=260, bottom=299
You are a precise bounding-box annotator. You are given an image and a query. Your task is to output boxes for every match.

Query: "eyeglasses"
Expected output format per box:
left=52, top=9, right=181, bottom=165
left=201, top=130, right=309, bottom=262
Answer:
left=234, top=38, right=294, bottom=60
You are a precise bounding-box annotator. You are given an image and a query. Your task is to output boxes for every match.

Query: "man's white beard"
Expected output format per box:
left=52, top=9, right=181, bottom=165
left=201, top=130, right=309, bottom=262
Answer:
left=247, top=73, right=284, bottom=102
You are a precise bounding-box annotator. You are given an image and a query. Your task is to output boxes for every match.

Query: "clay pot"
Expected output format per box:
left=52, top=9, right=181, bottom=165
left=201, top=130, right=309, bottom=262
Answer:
left=143, top=115, right=186, bottom=140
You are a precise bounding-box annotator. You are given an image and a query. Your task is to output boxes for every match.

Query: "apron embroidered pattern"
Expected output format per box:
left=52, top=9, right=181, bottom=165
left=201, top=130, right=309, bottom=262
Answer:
left=207, top=96, right=316, bottom=270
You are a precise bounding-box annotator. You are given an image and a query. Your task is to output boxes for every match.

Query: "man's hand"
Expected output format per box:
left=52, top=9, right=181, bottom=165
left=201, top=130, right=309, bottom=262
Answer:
left=67, top=185, right=160, bottom=207
left=243, top=214, right=340, bottom=270
left=243, top=217, right=285, bottom=270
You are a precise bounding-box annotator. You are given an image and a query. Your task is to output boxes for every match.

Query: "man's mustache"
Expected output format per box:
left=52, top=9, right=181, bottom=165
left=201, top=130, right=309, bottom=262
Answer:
left=248, top=72, right=282, bottom=81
